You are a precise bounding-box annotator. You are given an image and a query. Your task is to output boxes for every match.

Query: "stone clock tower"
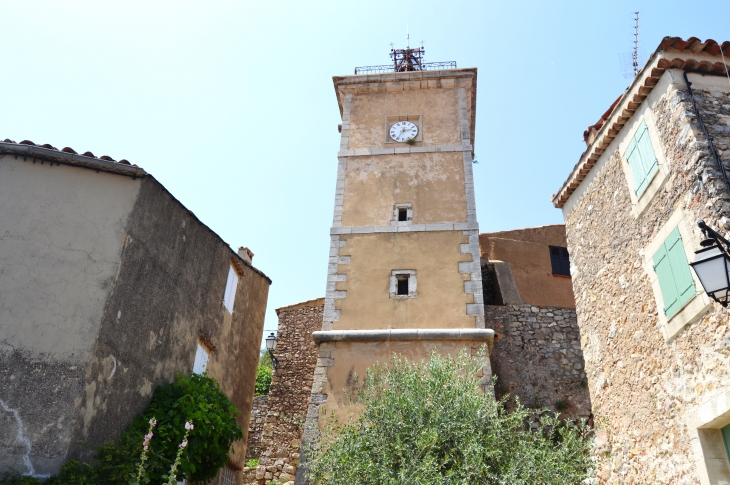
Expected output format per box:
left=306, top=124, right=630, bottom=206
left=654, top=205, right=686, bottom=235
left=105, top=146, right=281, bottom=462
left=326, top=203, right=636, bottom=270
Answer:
left=297, top=53, right=493, bottom=483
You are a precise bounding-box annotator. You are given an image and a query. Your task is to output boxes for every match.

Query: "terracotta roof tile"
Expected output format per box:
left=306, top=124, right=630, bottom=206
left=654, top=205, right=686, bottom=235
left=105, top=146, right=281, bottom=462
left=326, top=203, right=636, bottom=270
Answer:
left=0, top=138, right=144, bottom=177
left=553, top=36, right=730, bottom=208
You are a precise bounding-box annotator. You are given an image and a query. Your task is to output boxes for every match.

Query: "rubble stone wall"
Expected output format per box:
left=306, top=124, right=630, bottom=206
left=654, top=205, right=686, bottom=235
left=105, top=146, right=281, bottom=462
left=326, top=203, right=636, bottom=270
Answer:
left=243, top=299, right=324, bottom=485
left=564, top=71, right=730, bottom=483
left=485, top=304, right=591, bottom=418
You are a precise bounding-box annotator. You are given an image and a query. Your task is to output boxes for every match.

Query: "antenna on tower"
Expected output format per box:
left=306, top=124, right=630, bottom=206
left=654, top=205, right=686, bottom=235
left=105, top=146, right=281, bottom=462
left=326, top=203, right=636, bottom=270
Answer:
left=406, top=24, right=409, bottom=48
left=618, top=12, right=646, bottom=80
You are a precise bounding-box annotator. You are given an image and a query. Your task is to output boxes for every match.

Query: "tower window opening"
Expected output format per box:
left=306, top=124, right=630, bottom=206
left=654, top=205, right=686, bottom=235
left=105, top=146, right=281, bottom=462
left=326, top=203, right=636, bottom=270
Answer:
left=398, top=208, right=408, bottom=222
left=397, top=276, right=409, bottom=295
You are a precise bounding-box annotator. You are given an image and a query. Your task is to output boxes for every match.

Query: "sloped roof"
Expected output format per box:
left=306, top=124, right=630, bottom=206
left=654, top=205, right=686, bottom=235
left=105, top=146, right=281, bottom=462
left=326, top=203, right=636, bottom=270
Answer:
left=0, top=138, right=145, bottom=178
left=552, top=36, right=730, bottom=209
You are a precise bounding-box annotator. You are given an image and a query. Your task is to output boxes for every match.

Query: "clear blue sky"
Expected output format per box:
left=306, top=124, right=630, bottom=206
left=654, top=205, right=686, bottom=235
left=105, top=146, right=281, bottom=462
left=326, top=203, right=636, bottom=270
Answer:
left=2, top=0, right=729, bottom=343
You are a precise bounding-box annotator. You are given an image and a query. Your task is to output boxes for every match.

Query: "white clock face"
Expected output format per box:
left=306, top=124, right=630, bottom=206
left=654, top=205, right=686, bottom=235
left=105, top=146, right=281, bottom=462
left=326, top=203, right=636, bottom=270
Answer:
left=389, top=121, right=418, bottom=142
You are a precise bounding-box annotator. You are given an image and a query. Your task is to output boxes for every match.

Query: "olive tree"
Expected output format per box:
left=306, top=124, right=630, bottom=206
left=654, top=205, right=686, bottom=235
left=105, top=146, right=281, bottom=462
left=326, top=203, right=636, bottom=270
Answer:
left=306, top=351, right=593, bottom=485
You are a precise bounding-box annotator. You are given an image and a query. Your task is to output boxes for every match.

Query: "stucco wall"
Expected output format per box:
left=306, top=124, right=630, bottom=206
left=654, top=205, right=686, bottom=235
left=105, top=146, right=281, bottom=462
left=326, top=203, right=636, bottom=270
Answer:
left=66, top=176, right=270, bottom=471
left=480, top=225, right=575, bottom=308
left=319, top=339, right=492, bottom=424
left=334, top=231, right=474, bottom=330
left=0, top=156, right=140, bottom=475
left=562, top=71, right=730, bottom=483
left=347, top=87, right=462, bottom=150
left=341, top=152, right=467, bottom=227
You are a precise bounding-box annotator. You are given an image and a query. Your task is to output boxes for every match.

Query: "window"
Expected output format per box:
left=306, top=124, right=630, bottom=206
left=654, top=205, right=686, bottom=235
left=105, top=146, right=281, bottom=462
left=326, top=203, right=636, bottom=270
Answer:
left=219, top=468, right=235, bottom=485
left=653, top=226, right=696, bottom=318
left=723, top=423, right=730, bottom=465
left=398, top=208, right=408, bottom=222
left=396, top=275, right=409, bottom=295
left=549, top=246, right=570, bottom=276
left=223, top=266, right=239, bottom=314
left=391, top=203, right=412, bottom=225
left=192, top=344, right=209, bottom=374
left=625, top=120, right=659, bottom=197
left=390, top=270, right=416, bottom=298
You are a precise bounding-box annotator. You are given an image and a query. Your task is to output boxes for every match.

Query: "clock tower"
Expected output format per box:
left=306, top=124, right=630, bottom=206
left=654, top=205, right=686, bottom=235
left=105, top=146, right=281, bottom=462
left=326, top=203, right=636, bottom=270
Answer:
left=298, top=51, right=493, bottom=481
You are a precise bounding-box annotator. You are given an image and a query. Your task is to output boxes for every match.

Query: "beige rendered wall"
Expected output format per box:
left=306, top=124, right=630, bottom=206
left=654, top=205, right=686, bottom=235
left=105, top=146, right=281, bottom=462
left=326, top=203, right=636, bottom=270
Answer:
left=334, top=231, right=474, bottom=330
left=347, top=87, right=462, bottom=150
left=0, top=155, right=140, bottom=360
left=480, top=225, right=575, bottom=308
left=320, top=340, right=491, bottom=423
left=341, top=152, right=467, bottom=227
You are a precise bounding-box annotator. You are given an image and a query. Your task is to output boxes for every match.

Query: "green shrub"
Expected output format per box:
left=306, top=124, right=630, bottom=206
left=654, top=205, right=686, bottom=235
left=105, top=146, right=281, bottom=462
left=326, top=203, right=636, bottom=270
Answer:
left=255, top=365, right=272, bottom=396
left=245, top=459, right=259, bottom=468
left=0, top=373, right=242, bottom=485
left=306, top=351, right=593, bottom=485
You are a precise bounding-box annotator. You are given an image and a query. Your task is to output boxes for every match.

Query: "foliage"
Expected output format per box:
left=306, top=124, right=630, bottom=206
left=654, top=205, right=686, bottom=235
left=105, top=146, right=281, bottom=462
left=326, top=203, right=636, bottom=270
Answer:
left=245, top=459, right=259, bottom=468
left=122, top=373, right=242, bottom=484
left=306, top=351, right=593, bottom=485
left=255, top=350, right=273, bottom=396
left=0, top=373, right=242, bottom=485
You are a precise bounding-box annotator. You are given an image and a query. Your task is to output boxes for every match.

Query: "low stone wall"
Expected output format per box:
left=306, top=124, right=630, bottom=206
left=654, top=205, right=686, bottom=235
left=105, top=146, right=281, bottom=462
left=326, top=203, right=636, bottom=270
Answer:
left=243, top=299, right=324, bottom=485
left=485, top=304, right=591, bottom=418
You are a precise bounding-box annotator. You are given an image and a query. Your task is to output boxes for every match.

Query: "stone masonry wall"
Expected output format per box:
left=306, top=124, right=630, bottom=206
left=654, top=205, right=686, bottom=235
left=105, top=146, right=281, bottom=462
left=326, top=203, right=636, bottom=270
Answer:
left=565, top=73, right=730, bottom=484
left=243, top=299, right=324, bottom=485
left=246, top=396, right=268, bottom=460
left=485, top=304, right=591, bottom=419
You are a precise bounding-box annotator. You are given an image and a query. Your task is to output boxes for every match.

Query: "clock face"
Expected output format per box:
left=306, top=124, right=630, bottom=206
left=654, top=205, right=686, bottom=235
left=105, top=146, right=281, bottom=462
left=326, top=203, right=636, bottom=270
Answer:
left=389, top=121, right=418, bottom=142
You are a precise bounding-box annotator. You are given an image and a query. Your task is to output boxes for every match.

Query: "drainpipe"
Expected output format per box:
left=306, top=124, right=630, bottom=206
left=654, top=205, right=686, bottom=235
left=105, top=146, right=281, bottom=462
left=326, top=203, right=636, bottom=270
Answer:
left=682, top=70, right=730, bottom=196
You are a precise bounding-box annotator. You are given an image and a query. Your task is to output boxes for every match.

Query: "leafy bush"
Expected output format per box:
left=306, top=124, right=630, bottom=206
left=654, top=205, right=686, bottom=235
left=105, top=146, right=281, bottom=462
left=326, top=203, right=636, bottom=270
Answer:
left=0, top=373, right=242, bottom=485
left=306, top=351, right=593, bottom=485
left=255, top=350, right=273, bottom=396
left=245, top=458, right=259, bottom=468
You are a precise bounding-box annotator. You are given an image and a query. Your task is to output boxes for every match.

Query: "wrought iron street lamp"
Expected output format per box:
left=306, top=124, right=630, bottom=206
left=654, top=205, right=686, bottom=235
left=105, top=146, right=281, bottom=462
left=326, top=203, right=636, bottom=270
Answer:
left=689, top=220, right=730, bottom=307
left=265, top=332, right=279, bottom=370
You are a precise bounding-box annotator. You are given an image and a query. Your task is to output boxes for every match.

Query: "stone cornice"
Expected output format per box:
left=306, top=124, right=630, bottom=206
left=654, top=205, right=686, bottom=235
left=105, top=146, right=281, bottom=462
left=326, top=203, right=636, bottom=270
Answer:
left=312, top=328, right=494, bottom=354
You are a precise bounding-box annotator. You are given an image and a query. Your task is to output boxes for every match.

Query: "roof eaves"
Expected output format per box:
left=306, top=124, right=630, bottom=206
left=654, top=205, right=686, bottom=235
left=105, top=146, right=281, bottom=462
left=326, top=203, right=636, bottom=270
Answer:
left=0, top=141, right=146, bottom=178
left=552, top=37, right=730, bottom=209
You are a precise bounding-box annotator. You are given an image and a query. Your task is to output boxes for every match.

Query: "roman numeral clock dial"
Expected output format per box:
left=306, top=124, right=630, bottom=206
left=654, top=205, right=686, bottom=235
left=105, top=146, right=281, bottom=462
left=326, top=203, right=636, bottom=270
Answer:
left=389, top=121, right=418, bottom=142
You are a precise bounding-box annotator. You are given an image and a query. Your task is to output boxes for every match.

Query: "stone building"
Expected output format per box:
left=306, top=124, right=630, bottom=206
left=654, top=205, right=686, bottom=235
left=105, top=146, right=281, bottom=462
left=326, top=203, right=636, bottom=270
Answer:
left=243, top=299, right=324, bottom=484
left=480, top=224, right=590, bottom=419
left=552, top=37, right=730, bottom=483
left=0, top=139, right=271, bottom=483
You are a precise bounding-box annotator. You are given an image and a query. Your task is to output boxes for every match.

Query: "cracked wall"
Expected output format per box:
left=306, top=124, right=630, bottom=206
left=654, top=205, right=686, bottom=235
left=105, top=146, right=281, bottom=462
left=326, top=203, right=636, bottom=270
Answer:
left=0, top=156, right=140, bottom=475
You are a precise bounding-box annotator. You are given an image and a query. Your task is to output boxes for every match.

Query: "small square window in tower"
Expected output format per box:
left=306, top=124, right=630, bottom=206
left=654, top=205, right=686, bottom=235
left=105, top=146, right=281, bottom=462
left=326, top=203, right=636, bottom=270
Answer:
left=398, top=208, right=408, bottom=222
left=390, top=270, right=417, bottom=299
left=397, top=275, right=409, bottom=295
left=549, top=246, right=571, bottom=276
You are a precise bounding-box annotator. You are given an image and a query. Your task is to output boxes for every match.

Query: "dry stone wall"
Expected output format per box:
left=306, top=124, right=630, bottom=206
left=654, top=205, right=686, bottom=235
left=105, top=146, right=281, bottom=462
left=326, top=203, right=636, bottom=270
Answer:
left=485, top=304, right=591, bottom=418
left=243, top=299, right=323, bottom=485
left=565, top=73, right=730, bottom=484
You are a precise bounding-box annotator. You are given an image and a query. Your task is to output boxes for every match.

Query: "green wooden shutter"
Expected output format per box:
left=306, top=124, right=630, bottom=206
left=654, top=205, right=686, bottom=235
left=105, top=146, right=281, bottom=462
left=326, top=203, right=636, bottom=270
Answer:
left=635, top=121, right=659, bottom=194
left=653, top=227, right=696, bottom=318
left=666, top=228, right=695, bottom=315
left=653, top=241, right=678, bottom=315
left=722, top=423, right=730, bottom=465
left=625, top=137, right=647, bottom=195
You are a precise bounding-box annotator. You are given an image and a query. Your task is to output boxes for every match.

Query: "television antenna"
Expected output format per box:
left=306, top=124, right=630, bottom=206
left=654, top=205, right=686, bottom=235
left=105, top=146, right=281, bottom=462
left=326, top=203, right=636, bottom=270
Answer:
left=619, top=12, right=646, bottom=79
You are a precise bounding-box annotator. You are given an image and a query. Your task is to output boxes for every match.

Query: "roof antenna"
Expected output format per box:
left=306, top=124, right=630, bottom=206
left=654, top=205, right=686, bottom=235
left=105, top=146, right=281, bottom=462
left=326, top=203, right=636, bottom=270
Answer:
left=632, top=12, right=640, bottom=76
left=406, top=24, right=409, bottom=48
left=618, top=12, right=645, bottom=79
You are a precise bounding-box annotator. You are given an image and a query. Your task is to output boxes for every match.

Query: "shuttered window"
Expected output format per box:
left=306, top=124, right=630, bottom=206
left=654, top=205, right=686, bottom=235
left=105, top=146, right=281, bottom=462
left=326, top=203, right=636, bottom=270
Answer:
left=192, top=344, right=209, bottom=374
left=223, top=266, right=238, bottom=314
left=549, top=246, right=570, bottom=276
left=722, top=423, right=730, bottom=465
left=625, top=120, right=659, bottom=197
left=652, top=227, right=695, bottom=318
